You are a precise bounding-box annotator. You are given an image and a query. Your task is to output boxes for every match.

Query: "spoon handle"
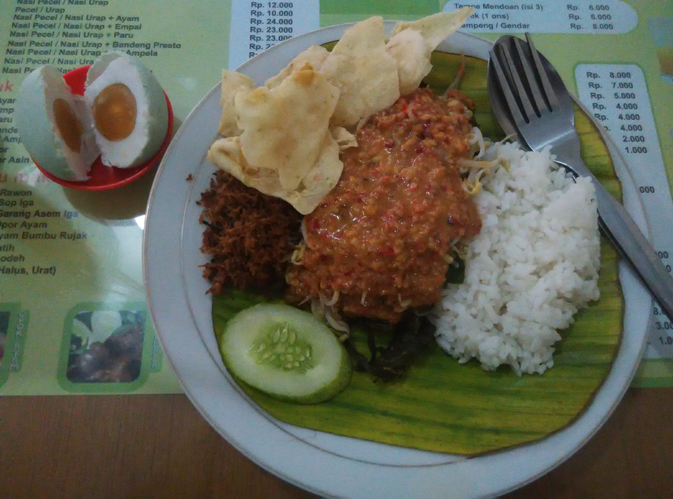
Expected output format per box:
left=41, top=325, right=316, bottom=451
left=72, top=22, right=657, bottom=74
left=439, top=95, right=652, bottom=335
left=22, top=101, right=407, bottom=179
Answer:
left=555, top=152, right=673, bottom=321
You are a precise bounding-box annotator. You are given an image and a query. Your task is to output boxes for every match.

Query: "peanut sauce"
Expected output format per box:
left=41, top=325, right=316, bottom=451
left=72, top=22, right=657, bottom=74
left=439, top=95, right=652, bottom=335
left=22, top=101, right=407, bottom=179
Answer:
left=286, top=88, right=482, bottom=323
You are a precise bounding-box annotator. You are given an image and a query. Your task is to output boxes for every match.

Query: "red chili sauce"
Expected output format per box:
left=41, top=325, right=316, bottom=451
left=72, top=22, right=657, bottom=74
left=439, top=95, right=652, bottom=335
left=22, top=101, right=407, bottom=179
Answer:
left=286, top=88, right=482, bottom=323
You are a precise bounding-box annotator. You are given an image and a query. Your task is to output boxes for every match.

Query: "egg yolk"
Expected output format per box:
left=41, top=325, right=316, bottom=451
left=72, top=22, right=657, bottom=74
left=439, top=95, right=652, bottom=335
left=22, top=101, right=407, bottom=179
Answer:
left=53, top=98, right=83, bottom=152
left=92, top=83, right=137, bottom=141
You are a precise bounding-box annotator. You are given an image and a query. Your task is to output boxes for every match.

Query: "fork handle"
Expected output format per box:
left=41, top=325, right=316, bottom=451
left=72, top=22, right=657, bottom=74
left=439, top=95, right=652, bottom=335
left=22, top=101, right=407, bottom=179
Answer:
left=555, top=154, right=673, bottom=321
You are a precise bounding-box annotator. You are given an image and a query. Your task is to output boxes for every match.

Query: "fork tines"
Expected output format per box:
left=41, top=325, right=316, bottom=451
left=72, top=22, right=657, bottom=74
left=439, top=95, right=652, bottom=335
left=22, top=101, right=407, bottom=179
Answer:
left=489, top=33, right=559, bottom=127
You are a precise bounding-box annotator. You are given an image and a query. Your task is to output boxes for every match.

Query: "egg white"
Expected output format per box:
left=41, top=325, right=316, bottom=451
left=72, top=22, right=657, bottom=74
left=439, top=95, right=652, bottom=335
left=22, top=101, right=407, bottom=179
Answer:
left=15, top=66, right=98, bottom=181
left=84, top=52, right=169, bottom=168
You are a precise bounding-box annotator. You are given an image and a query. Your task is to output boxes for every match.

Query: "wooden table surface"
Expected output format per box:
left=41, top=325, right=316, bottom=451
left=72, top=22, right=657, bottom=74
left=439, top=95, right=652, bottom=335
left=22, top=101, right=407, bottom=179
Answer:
left=2, top=388, right=673, bottom=497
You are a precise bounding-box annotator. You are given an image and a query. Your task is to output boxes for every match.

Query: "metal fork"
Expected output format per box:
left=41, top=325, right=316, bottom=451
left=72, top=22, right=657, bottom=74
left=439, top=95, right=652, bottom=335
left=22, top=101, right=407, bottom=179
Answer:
left=488, top=33, right=673, bottom=321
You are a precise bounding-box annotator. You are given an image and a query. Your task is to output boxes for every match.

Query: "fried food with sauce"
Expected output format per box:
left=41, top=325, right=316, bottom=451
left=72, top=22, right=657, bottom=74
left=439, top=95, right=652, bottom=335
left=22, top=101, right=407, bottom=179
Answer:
left=208, top=9, right=474, bottom=215
left=286, top=88, right=481, bottom=323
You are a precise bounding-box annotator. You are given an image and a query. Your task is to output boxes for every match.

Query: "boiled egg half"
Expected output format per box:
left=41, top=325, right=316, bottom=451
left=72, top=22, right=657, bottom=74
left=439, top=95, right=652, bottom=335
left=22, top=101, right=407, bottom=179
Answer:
left=15, top=65, right=98, bottom=181
left=15, top=51, right=169, bottom=181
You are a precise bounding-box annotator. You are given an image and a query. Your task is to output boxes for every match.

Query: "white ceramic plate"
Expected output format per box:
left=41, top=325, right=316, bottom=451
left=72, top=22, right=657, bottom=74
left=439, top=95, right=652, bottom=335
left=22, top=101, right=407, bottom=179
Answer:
left=144, top=25, right=651, bottom=498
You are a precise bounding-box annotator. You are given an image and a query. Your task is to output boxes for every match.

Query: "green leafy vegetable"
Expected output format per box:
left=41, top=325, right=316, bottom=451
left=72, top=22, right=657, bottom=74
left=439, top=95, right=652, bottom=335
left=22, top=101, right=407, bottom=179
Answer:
left=345, top=311, right=436, bottom=382
left=445, top=256, right=465, bottom=284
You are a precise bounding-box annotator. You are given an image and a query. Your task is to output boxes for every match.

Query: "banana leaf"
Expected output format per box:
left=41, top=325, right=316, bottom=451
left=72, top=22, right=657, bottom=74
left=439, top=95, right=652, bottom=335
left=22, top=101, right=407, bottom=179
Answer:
left=211, top=52, right=622, bottom=455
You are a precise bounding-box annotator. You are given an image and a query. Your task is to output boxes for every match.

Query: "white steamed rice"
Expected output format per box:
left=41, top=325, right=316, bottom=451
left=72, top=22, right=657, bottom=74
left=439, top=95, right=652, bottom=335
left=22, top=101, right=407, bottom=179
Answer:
left=431, top=141, right=601, bottom=375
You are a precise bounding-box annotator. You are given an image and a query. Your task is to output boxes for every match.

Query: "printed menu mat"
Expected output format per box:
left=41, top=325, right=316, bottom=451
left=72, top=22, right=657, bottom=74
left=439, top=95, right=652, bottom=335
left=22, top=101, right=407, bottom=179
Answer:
left=1, top=0, right=672, bottom=395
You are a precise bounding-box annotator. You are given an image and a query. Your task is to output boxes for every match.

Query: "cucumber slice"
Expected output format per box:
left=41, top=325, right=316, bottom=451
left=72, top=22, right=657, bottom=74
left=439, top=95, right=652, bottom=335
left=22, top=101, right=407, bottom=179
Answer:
left=218, top=303, right=352, bottom=404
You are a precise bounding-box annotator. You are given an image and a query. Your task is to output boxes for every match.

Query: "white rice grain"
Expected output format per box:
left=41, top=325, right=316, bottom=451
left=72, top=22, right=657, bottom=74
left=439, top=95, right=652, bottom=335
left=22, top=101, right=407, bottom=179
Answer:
left=431, top=142, right=600, bottom=375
